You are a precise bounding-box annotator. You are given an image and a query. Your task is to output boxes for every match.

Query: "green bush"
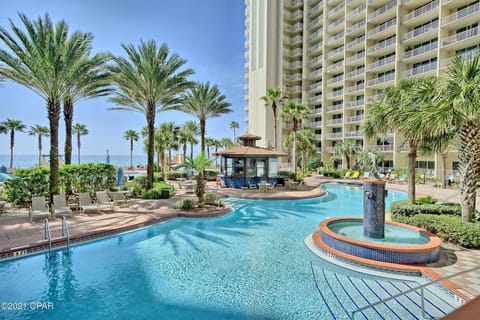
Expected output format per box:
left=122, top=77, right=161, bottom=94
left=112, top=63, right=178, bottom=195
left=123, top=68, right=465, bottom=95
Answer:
left=390, top=200, right=461, bottom=217
left=204, top=192, right=222, bottom=206
left=176, top=198, right=195, bottom=210
left=166, top=171, right=187, bottom=180
left=143, top=189, right=162, bottom=199
left=320, top=168, right=341, bottom=178
left=393, top=214, right=480, bottom=249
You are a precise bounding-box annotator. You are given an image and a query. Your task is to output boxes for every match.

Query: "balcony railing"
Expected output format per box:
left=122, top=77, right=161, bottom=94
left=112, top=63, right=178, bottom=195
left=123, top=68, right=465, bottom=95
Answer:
left=325, top=132, right=344, bottom=138
left=344, top=130, right=362, bottom=137
left=346, top=19, right=365, bottom=35
left=328, top=17, right=344, bottom=31
left=308, top=28, right=323, bottom=41
left=367, top=54, right=396, bottom=70
left=403, top=20, right=438, bottom=41
left=367, top=18, right=396, bottom=38
left=402, top=61, right=437, bottom=77
left=308, top=42, right=323, bottom=54
left=442, top=26, right=480, bottom=47
left=308, top=95, right=323, bottom=104
left=308, top=1, right=324, bottom=17
left=308, top=55, right=323, bottom=66
left=308, top=68, right=323, bottom=78
left=367, top=72, right=395, bottom=86
left=404, top=0, right=438, bottom=24
left=345, top=51, right=365, bottom=64
left=367, top=1, right=396, bottom=21
left=345, top=82, right=364, bottom=93
left=367, top=36, right=396, bottom=54
left=286, top=60, right=302, bottom=69
left=345, top=66, right=365, bottom=79
left=326, top=60, right=344, bottom=72
left=308, top=120, right=323, bottom=127
left=369, top=145, right=394, bottom=151
left=328, top=2, right=345, bottom=18
left=284, top=48, right=303, bottom=56
left=347, top=3, right=366, bottom=20
left=308, top=81, right=323, bottom=91
left=344, top=99, right=365, bottom=109
left=285, top=35, right=303, bottom=45
left=284, top=73, right=302, bottom=81
left=308, top=14, right=324, bottom=29
left=327, top=45, right=345, bottom=59
left=403, top=41, right=437, bottom=59
left=442, top=2, right=480, bottom=26
left=346, top=35, right=365, bottom=49
left=312, top=108, right=323, bottom=115
left=285, top=85, right=302, bottom=93
left=327, top=31, right=344, bottom=46
left=326, top=89, right=344, bottom=99
left=345, top=115, right=364, bottom=123
left=327, top=74, right=344, bottom=85
left=286, top=10, right=303, bottom=20
left=326, top=104, right=343, bottom=112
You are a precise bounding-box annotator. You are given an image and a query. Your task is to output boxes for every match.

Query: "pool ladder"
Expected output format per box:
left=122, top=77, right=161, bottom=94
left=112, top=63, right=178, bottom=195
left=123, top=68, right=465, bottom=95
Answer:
left=44, top=217, right=71, bottom=254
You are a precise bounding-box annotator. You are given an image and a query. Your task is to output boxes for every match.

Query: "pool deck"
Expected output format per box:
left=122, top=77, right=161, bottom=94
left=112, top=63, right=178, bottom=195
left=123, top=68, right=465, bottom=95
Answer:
left=1, top=176, right=480, bottom=305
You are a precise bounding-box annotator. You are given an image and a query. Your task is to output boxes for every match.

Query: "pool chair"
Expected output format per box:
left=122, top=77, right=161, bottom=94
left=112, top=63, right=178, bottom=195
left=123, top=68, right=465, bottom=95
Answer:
left=247, top=181, right=257, bottom=190
left=362, top=172, right=370, bottom=179
left=95, top=191, right=114, bottom=210
left=343, top=171, right=351, bottom=179
left=29, top=196, right=51, bottom=222
left=52, top=195, right=73, bottom=219
left=351, top=171, right=360, bottom=179
left=113, top=191, right=129, bottom=205
left=78, top=192, right=108, bottom=213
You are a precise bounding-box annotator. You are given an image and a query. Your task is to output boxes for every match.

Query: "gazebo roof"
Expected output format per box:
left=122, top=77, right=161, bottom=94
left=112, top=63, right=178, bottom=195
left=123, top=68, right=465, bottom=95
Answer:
left=237, top=133, right=261, bottom=140
left=215, top=146, right=287, bottom=157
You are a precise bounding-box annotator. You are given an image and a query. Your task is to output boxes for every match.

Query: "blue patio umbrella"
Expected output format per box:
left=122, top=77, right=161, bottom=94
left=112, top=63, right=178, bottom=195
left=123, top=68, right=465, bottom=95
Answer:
left=116, top=167, right=124, bottom=186
left=0, top=173, right=18, bottom=182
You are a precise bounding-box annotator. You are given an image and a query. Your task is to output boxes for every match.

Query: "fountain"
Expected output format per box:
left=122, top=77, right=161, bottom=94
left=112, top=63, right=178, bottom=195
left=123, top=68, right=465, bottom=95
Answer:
left=312, top=156, right=441, bottom=266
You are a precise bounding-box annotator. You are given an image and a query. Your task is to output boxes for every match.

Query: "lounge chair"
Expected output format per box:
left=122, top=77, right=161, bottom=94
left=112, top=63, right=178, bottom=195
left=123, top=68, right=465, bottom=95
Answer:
left=29, top=196, right=50, bottom=222
left=79, top=192, right=104, bottom=213
left=52, top=194, right=73, bottom=219
left=113, top=191, right=128, bottom=205
left=247, top=181, right=257, bottom=190
left=351, top=171, right=360, bottom=179
left=96, top=191, right=114, bottom=210
left=362, top=172, right=370, bottom=179
left=343, top=171, right=351, bottom=179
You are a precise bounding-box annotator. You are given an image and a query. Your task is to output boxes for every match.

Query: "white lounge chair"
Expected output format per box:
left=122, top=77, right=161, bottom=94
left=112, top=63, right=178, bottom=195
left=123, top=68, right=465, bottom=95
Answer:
left=113, top=191, right=128, bottom=205
left=29, top=196, right=50, bottom=222
left=247, top=181, right=257, bottom=190
left=78, top=192, right=99, bottom=213
left=96, top=191, right=114, bottom=210
left=52, top=194, right=73, bottom=219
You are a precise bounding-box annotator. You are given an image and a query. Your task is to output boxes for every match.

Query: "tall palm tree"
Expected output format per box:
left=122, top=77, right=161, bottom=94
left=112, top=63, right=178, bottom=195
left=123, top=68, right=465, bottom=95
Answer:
left=293, top=126, right=316, bottom=173
left=229, top=120, right=239, bottom=141
left=0, top=119, right=26, bottom=168
left=220, top=137, right=234, bottom=149
left=173, top=81, right=232, bottom=154
left=179, top=152, right=214, bottom=206
left=108, top=40, right=194, bottom=189
left=364, top=77, right=437, bottom=204
left=28, top=124, right=50, bottom=166
left=260, top=87, right=288, bottom=150
left=63, top=52, right=111, bottom=165
left=182, top=120, right=200, bottom=159
left=333, top=140, right=361, bottom=169
left=72, top=123, right=88, bottom=164
left=0, top=13, right=95, bottom=198
left=205, top=137, right=216, bottom=159
left=123, top=129, right=139, bottom=169
left=419, top=54, right=480, bottom=221
left=280, top=101, right=311, bottom=178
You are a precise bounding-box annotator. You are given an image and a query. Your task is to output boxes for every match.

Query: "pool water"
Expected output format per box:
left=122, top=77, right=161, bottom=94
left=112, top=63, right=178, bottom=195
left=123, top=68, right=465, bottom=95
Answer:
left=0, top=183, right=458, bottom=319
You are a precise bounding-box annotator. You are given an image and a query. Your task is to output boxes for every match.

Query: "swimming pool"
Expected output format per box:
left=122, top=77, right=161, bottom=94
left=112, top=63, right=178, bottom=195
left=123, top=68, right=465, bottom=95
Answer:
left=0, top=183, right=459, bottom=319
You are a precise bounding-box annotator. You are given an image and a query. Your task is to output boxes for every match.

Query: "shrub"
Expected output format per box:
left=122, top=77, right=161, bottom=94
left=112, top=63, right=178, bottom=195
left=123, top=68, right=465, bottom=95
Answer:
left=143, top=189, right=162, bottom=199
left=320, top=168, right=341, bottom=178
left=204, top=192, right=222, bottom=206
left=166, top=171, right=187, bottom=180
left=415, top=196, right=435, bottom=204
left=390, top=200, right=461, bottom=218
left=393, top=214, right=480, bottom=249
left=176, top=198, right=195, bottom=210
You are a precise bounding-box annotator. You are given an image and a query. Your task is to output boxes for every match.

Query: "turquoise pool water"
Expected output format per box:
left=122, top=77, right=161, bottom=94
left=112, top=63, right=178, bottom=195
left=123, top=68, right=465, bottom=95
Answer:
left=0, top=183, right=457, bottom=319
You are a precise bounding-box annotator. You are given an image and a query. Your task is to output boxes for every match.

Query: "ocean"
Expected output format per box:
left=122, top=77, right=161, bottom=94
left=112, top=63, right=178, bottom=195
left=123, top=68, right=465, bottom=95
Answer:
left=0, top=154, right=148, bottom=169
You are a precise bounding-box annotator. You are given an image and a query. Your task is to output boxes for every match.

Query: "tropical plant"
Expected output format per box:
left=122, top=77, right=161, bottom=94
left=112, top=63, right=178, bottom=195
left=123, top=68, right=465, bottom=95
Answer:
left=0, top=13, right=96, bottom=198
left=333, top=139, right=361, bottom=169
left=72, top=123, right=88, bottom=164
left=205, top=137, right=216, bottom=159
left=364, top=77, right=437, bottom=204
left=172, top=81, right=232, bottom=155
left=229, top=120, right=239, bottom=141
left=220, top=137, right=235, bottom=149
left=181, top=120, right=200, bottom=159
left=0, top=119, right=26, bottom=168
left=108, top=40, right=194, bottom=190
left=179, top=152, right=215, bottom=206
left=418, top=54, right=480, bottom=221
left=356, top=148, right=385, bottom=172
left=280, top=101, right=311, bottom=177
left=156, top=122, right=179, bottom=177
left=123, top=129, right=140, bottom=169
left=295, top=126, right=317, bottom=173
left=28, top=124, right=50, bottom=166
left=260, top=87, right=288, bottom=150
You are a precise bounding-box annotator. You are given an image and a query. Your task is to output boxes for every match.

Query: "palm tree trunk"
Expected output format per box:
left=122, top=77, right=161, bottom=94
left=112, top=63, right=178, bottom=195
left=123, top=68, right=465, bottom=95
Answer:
left=130, top=139, right=134, bottom=169
left=146, top=104, right=155, bottom=190
left=272, top=104, right=277, bottom=150
left=160, top=150, right=165, bottom=179
left=48, top=99, right=61, bottom=201
left=183, top=143, right=187, bottom=163
left=458, top=124, right=480, bottom=221
left=63, top=99, right=73, bottom=165
left=407, top=140, right=418, bottom=205
left=77, top=133, right=81, bottom=164
left=38, top=135, right=42, bottom=166
left=190, top=142, right=194, bottom=160
left=293, top=132, right=297, bottom=178
left=9, top=129, right=14, bottom=168
left=200, top=119, right=206, bottom=155
left=440, top=152, right=447, bottom=188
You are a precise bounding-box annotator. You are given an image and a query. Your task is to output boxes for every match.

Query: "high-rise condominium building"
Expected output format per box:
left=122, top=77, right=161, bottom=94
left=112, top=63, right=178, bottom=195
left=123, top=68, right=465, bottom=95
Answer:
left=244, top=0, right=480, bottom=175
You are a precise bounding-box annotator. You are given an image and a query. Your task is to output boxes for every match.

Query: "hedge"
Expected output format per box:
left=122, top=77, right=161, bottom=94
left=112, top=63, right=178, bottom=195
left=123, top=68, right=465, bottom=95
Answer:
left=390, top=200, right=461, bottom=217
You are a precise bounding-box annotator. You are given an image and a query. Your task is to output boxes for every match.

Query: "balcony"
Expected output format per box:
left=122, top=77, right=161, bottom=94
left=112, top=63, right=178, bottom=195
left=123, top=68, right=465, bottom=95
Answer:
left=286, top=60, right=303, bottom=69
left=346, top=20, right=365, bottom=37
left=308, top=28, right=323, bottom=42
left=327, top=74, right=344, bottom=86
left=285, top=85, right=302, bottom=94
left=328, top=2, right=345, bottom=19
left=442, top=26, right=480, bottom=50
left=346, top=3, right=366, bottom=21
left=308, top=1, right=324, bottom=17
left=326, top=104, right=343, bottom=113
left=308, top=95, right=323, bottom=104
left=403, top=0, right=439, bottom=26
left=402, top=20, right=438, bottom=44
left=344, top=99, right=365, bottom=109
left=283, top=48, right=303, bottom=57
left=326, top=89, right=344, bottom=99
left=284, top=0, right=303, bottom=8
left=403, top=41, right=437, bottom=63
left=327, top=31, right=345, bottom=47
left=327, top=45, right=345, bottom=60
left=308, top=81, right=323, bottom=91
left=367, top=36, right=396, bottom=56
left=308, top=42, right=323, bottom=55
left=327, top=17, right=345, bottom=33
left=402, top=61, right=437, bottom=77
left=285, top=23, right=304, bottom=34
left=284, top=73, right=302, bottom=81
left=367, top=54, right=396, bottom=72
left=308, top=55, right=323, bottom=67
left=344, top=82, right=364, bottom=94
left=312, top=108, right=323, bottom=116
left=344, top=130, right=362, bottom=138
left=345, top=51, right=365, bottom=65
left=284, top=35, right=303, bottom=46
left=325, top=132, right=344, bottom=139
left=345, top=66, right=365, bottom=80
left=308, top=120, right=323, bottom=128
left=308, top=68, right=323, bottom=79
left=442, top=2, right=480, bottom=28
left=346, top=35, right=365, bottom=51
left=367, top=1, right=396, bottom=24
left=369, top=144, right=394, bottom=152
left=308, top=14, right=324, bottom=30
left=367, top=18, right=396, bottom=40
left=285, top=10, right=304, bottom=21
left=326, top=60, right=344, bottom=73
left=367, top=72, right=395, bottom=87
left=345, top=114, right=364, bottom=123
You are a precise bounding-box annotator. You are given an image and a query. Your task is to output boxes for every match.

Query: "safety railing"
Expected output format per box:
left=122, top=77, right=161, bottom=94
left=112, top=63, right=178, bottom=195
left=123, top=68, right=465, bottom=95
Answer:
left=62, top=216, right=70, bottom=250
left=44, top=218, right=51, bottom=254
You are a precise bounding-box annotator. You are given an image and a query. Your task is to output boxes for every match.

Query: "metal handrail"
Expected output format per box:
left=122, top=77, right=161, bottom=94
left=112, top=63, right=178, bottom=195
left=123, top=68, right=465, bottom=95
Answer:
left=44, top=218, right=51, bottom=254
left=351, top=266, right=480, bottom=319
left=62, top=216, right=70, bottom=249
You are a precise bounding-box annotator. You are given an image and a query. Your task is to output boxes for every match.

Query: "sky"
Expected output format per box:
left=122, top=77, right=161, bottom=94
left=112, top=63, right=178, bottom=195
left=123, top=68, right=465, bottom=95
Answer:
left=0, top=0, right=246, bottom=156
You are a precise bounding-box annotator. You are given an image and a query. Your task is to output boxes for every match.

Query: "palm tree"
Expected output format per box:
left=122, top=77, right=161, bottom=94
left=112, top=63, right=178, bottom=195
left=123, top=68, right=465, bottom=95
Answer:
left=173, top=81, right=232, bottom=154
left=229, top=120, right=239, bottom=141
left=419, top=54, right=480, bottom=221
left=280, top=101, right=311, bottom=178
left=123, top=129, right=139, bottom=169
left=364, top=77, right=437, bottom=204
left=260, top=87, right=288, bottom=150
left=28, top=124, right=50, bottom=166
left=220, top=137, right=234, bottom=149
left=108, top=40, right=194, bottom=190
left=205, top=137, right=216, bottom=159
left=182, top=120, right=200, bottom=159
left=333, top=140, right=361, bottom=169
left=62, top=52, right=111, bottom=165
left=72, top=123, right=88, bottom=164
left=179, top=152, right=214, bottom=206
left=294, top=127, right=316, bottom=173
left=0, top=119, right=26, bottom=168
left=0, top=13, right=95, bottom=198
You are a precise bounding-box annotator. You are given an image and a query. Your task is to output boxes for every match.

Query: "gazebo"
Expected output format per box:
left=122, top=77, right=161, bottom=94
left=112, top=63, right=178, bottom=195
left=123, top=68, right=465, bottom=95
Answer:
left=215, top=133, right=287, bottom=188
